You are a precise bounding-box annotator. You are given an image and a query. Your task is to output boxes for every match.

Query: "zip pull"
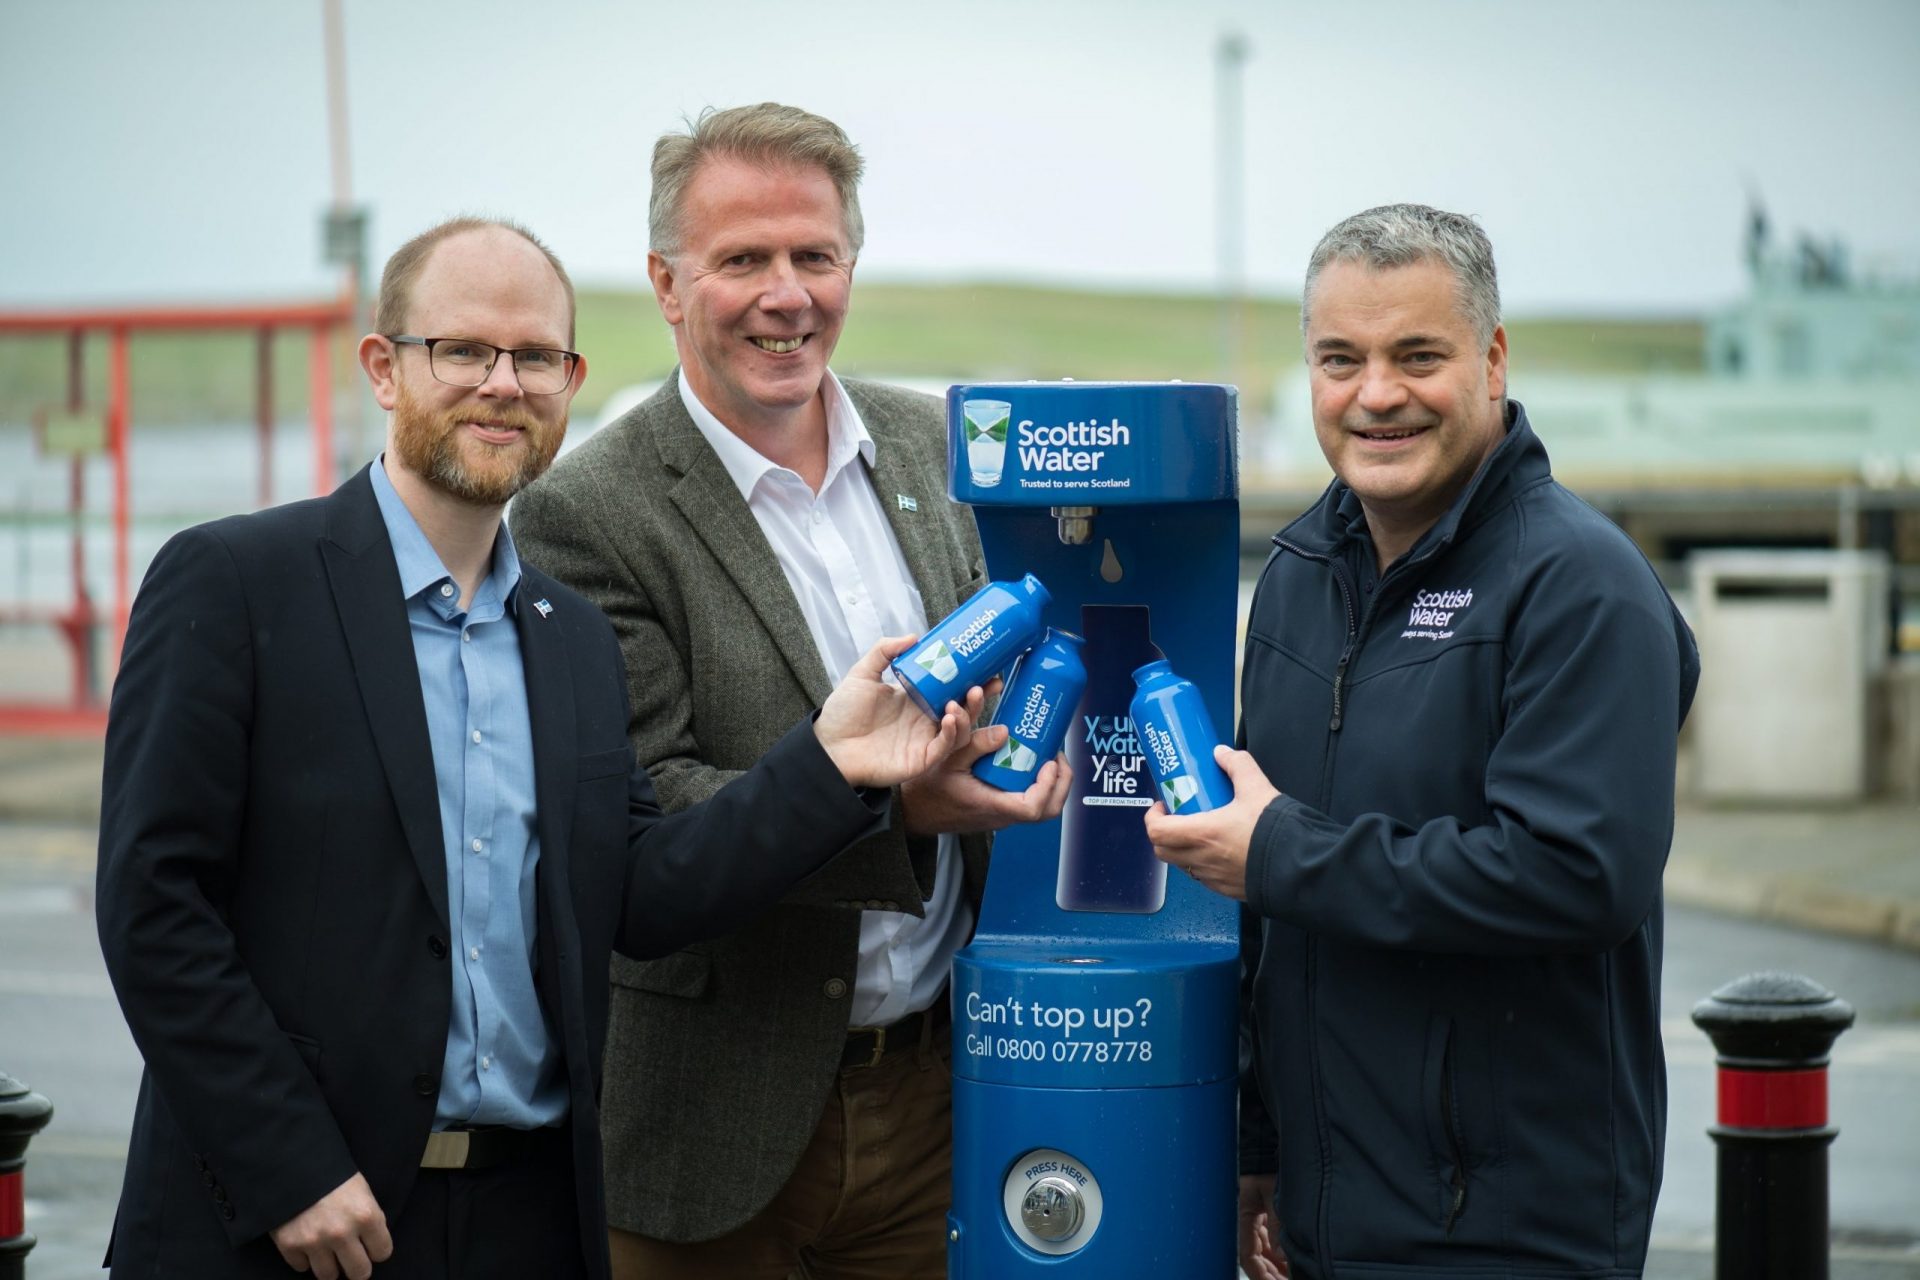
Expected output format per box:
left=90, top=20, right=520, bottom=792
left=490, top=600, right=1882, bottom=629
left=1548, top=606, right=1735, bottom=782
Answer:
left=1329, top=652, right=1350, bottom=731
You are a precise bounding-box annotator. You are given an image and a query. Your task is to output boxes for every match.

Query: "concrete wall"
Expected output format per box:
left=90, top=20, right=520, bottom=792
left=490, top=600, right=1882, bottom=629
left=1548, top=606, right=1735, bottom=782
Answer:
left=1879, top=655, right=1920, bottom=801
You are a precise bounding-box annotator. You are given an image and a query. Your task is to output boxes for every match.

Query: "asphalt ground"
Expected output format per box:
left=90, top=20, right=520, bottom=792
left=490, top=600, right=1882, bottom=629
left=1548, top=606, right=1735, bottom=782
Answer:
left=3, top=735, right=1917, bottom=1278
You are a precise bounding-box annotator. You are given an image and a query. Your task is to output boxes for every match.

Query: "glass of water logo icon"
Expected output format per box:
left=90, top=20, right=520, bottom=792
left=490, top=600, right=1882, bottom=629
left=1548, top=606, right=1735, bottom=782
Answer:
left=1161, top=775, right=1201, bottom=813
left=914, top=639, right=960, bottom=683
left=963, top=399, right=1011, bottom=486
left=994, top=738, right=1039, bottom=772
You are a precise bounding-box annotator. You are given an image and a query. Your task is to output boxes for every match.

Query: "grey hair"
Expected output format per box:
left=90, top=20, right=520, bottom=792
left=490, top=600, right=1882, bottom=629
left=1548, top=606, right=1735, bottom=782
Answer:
left=648, top=103, right=866, bottom=257
left=1301, top=204, right=1501, bottom=345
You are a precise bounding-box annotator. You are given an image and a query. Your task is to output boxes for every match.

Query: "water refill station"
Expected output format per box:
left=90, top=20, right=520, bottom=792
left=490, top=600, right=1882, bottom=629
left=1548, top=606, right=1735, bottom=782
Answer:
left=944, top=383, right=1241, bottom=1276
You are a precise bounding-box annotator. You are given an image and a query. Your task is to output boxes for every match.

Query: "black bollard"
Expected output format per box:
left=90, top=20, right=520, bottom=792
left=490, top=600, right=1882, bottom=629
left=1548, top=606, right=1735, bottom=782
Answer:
left=1691, top=972, right=1855, bottom=1280
left=0, top=1071, right=54, bottom=1280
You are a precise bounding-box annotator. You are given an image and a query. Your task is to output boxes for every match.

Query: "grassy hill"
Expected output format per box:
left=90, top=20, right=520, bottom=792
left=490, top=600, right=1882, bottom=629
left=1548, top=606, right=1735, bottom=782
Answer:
left=0, top=282, right=1704, bottom=426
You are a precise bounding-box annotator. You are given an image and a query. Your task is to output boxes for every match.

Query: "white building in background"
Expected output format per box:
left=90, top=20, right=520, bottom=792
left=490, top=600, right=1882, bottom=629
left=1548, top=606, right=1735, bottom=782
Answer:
left=1256, top=373, right=1920, bottom=488
left=1709, top=205, right=1920, bottom=381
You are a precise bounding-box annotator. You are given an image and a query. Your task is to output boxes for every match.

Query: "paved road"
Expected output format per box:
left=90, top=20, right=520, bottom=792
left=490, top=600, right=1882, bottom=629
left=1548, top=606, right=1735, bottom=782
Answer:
left=4, top=819, right=1916, bottom=1278
left=1651, top=906, right=1920, bottom=1277
left=0, top=822, right=131, bottom=1280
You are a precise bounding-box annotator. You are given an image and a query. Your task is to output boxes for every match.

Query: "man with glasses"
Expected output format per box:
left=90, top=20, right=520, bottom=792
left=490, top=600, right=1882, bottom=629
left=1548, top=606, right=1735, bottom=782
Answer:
left=96, top=216, right=982, bottom=1280
left=512, top=103, right=1068, bottom=1278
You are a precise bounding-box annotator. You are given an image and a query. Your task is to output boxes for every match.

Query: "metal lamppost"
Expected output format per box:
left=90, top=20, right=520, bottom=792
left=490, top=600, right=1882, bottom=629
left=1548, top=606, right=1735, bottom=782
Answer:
left=1215, top=31, right=1250, bottom=391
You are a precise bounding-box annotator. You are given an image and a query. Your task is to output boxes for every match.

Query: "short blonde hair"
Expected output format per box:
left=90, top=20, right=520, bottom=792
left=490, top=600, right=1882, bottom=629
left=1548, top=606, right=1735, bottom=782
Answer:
left=649, top=103, right=865, bottom=257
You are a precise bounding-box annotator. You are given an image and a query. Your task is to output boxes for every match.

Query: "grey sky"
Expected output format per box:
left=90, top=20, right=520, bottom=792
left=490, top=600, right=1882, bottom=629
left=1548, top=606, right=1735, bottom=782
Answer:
left=4, top=0, right=1917, bottom=314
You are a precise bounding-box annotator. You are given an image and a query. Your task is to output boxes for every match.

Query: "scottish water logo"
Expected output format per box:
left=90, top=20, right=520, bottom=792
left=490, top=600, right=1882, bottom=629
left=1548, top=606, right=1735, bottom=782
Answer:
left=891, top=575, right=1052, bottom=719
left=1015, top=416, right=1131, bottom=475
left=1143, top=722, right=1203, bottom=811
left=973, top=629, right=1086, bottom=793
left=1129, top=660, right=1233, bottom=815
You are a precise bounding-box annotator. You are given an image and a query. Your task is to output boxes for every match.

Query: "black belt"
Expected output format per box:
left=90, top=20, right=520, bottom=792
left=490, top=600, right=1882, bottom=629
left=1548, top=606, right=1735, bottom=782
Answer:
left=420, top=1124, right=568, bottom=1171
left=841, top=999, right=950, bottom=1070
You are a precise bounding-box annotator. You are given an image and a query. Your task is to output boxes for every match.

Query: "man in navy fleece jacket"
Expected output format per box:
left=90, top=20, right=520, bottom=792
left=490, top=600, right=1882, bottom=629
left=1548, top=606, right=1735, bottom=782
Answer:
left=1147, top=203, right=1700, bottom=1280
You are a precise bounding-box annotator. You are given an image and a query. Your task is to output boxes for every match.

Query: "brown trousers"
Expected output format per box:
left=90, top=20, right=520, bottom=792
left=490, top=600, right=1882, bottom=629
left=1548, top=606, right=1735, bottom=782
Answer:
left=609, top=1023, right=953, bottom=1280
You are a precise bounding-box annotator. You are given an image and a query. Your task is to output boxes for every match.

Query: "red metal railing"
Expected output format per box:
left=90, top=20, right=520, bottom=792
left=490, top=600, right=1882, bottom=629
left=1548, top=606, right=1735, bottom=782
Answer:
left=0, top=297, right=357, bottom=733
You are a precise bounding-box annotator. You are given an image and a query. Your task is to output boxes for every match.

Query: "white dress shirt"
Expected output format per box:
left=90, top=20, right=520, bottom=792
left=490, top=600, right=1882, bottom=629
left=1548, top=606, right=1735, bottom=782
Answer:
left=679, top=370, right=971, bottom=1026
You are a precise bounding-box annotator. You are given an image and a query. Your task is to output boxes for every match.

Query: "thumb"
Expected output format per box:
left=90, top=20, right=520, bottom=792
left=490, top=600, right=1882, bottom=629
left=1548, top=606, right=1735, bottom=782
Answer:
left=1214, top=744, right=1265, bottom=789
left=853, top=634, right=919, bottom=680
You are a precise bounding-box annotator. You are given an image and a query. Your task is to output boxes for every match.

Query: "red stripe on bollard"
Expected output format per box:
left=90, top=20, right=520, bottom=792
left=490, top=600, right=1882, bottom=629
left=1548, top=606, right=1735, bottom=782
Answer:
left=1717, top=1066, right=1828, bottom=1130
left=0, top=1168, right=22, bottom=1239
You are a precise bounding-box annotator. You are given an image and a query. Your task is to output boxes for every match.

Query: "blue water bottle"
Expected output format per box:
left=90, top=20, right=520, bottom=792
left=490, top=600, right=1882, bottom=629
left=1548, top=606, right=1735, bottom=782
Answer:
left=1129, top=660, right=1234, bottom=814
left=892, top=574, right=1051, bottom=719
left=972, top=629, right=1086, bottom=793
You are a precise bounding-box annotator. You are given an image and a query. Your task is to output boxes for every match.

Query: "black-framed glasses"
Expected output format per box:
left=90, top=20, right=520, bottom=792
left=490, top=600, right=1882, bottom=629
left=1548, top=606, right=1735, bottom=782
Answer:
left=389, top=335, right=579, bottom=395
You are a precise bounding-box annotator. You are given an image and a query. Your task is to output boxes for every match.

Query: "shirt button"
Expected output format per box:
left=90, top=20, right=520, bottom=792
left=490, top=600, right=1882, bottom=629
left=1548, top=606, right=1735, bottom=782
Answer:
left=823, top=978, right=848, bottom=999
left=471, top=729, right=483, bottom=744
left=471, top=839, right=483, bottom=853
left=463, top=631, right=472, bottom=643
left=812, top=509, right=824, bottom=524
left=440, top=584, right=455, bottom=598
left=844, top=594, right=858, bottom=607
left=481, top=1056, right=492, bottom=1071
left=469, top=946, right=481, bottom=961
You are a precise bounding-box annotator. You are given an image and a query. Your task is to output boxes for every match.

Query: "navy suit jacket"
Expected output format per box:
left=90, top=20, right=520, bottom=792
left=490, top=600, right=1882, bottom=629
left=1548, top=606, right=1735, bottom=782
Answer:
left=96, top=466, right=886, bottom=1278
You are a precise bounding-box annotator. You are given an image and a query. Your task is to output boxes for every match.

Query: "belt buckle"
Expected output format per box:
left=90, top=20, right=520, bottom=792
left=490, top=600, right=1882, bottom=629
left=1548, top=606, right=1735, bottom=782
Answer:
left=853, top=1024, right=886, bottom=1069
left=420, top=1131, right=471, bottom=1169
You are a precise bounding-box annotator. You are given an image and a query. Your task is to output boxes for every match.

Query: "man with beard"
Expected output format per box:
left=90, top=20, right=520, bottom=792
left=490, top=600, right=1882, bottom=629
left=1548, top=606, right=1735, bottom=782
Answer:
left=95, top=217, right=983, bottom=1280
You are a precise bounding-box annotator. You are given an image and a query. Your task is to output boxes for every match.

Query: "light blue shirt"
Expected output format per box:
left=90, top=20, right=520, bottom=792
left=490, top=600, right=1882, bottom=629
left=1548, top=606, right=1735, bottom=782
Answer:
left=370, top=457, right=565, bottom=1130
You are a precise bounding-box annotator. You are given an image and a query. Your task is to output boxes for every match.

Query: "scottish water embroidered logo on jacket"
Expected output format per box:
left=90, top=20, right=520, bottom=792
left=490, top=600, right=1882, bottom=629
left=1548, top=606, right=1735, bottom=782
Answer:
left=1401, top=586, right=1473, bottom=641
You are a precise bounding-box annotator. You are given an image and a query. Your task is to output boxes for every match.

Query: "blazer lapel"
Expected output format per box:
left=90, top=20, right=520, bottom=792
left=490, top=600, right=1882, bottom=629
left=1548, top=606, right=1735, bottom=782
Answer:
left=515, top=571, right=585, bottom=1038
left=642, top=383, right=835, bottom=705
left=515, top=574, right=577, bottom=906
left=862, top=400, right=967, bottom=618
left=319, top=469, right=450, bottom=929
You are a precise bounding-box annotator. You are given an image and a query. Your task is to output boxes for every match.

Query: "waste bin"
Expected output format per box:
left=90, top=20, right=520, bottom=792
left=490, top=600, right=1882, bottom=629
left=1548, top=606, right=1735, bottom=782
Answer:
left=1688, top=549, right=1890, bottom=802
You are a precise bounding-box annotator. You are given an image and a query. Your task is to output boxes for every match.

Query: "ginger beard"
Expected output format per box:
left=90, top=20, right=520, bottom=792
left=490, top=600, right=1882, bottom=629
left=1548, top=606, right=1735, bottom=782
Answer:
left=390, top=378, right=565, bottom=506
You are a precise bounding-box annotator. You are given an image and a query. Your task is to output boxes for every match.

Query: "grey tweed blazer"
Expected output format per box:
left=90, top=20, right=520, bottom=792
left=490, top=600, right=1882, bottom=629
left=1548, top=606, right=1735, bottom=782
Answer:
left=510, top=375, right=990, bottom=1242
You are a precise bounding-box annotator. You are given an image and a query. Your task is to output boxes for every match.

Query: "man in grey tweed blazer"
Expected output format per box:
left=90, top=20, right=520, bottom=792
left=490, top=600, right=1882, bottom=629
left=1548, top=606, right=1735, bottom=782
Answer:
left=512, top=104, right=1068, bottom=1279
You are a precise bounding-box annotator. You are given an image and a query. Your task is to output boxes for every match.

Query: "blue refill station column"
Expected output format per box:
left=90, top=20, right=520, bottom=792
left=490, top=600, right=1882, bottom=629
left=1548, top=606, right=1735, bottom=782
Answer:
left=945, top=382, right=1240, bottom=1277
